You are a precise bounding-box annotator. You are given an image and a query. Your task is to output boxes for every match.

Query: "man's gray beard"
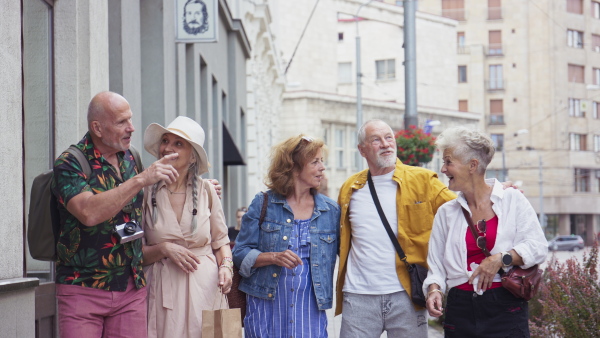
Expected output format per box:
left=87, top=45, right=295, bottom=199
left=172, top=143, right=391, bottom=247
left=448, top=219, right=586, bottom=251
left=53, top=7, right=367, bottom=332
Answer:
left=376, top=152, right=396, bottom=168
left=183, top=19, right=207, bottom=35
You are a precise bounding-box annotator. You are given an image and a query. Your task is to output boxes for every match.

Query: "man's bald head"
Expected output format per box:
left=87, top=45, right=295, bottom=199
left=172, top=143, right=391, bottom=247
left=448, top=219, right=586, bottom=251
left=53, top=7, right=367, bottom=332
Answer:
left=87, top=91, right=130, bottom=129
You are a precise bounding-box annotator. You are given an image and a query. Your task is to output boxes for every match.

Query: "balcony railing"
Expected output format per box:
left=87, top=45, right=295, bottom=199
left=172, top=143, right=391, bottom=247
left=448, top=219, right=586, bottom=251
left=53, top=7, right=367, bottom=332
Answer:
left=487, top=7, right=502, bottom=20
left=442, top=8, right=466, bottom=21
left=486, top=43, right=504, bottom=56
left=486, top=79, right=506, bottom=91
left=489, top=114, right=505, bottom=125
left=457, top=46, right=470, bottom=54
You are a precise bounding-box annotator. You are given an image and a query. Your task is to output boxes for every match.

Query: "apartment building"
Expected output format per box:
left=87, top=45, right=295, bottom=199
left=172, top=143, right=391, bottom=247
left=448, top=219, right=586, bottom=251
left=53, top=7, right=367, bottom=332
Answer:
left=268, top=0, right=479, bottom=198
left=419, top=0, right=600, bottom=242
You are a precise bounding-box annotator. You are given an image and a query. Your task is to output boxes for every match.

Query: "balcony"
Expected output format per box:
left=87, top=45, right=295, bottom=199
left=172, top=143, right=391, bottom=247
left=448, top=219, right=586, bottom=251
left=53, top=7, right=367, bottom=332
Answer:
left=489, top=114, right=505, bottom=125
left=442, top=8, right=466, bottom=21
left=457, top=46, right=470, bottom=54
left=486, top=79, right=506, bottom=91
left=486, top=43, right=503, bottom=56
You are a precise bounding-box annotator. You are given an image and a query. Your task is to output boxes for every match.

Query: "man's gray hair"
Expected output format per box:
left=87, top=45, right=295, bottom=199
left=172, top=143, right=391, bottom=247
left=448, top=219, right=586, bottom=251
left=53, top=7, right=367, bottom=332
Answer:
left=436, top=126, right=495, bottom=174
left=357, top=119, right=391, bottom=145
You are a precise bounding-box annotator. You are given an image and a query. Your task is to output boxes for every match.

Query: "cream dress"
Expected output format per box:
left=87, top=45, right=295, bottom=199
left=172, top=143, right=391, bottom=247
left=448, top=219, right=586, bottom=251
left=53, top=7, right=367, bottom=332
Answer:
left=143, top=177, right=230, bottom=338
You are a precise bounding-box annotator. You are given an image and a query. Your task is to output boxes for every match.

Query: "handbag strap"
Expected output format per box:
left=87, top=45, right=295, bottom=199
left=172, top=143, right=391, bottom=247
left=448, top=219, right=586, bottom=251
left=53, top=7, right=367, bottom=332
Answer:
left=367, top=171, right=410, bottom=267
left=460, top=207, right=492, bottom=257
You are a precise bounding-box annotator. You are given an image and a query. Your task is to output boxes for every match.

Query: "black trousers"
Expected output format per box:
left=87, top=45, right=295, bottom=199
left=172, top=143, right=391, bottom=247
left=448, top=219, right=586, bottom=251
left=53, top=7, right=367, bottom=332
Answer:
left=443, top=287, right=530, bottom=338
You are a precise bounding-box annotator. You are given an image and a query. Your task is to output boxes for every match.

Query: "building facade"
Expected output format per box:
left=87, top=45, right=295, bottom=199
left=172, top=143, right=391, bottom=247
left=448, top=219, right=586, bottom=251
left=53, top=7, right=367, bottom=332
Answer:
left=268, top=0, right=480, bottom=198
left=4, top=0, right=251, bottom=335
left=419, top=0, right=600, bottom=242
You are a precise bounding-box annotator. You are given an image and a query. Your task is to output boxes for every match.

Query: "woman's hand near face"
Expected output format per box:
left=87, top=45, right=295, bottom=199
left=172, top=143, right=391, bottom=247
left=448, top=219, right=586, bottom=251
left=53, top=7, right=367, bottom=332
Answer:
left=163, top=242, right=201, bottom=273
left=468, top=253, right=503, bottom=292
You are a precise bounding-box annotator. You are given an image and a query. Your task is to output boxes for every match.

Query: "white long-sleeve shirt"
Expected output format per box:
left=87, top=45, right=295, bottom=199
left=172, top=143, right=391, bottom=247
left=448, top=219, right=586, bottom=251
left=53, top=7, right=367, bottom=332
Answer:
left=423, top=179, right=548, bottom=295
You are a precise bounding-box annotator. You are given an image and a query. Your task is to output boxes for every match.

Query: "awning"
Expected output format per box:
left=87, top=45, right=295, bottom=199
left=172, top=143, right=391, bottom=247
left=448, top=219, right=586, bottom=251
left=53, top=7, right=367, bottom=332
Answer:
left=223, top=123, right=245, bottom=166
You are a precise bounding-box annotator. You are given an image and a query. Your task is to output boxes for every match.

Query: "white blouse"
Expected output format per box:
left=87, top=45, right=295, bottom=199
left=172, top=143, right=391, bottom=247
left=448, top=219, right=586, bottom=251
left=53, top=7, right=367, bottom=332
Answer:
left=423, top=179, right=548, bottom=295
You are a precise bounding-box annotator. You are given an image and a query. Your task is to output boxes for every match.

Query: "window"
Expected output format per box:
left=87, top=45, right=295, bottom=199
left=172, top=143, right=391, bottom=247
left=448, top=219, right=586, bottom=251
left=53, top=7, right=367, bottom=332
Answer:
left=457, top=32, right=467, bottom=53
left=592, top=34, right=600, bottom=52
left=490, top=99, right=504, bottom=124
left=338, top=32, right=344, bottom=41
left=574, top=168, right=590, bottom=192
left=489, top=64, right=504, bottom=89
left=594, top=101, right=600, bottom=119
left=442, top=0, right=465, bottom=21
left=458, top=65, right=467, bottom=83
left=570, top=133, right=587, bottom=150
left=569, top=98, right=584, bottom=117
left=375, top=59, right=395, bottom=80
left=335, top=129, right=345, bottom=169
left=594, top=135, right=600, bottom=152
left=491, top=134, right=504, bottom=151
left=567, top=0, right=583, bottom=14
left=458, top=100, right=468, bottom=112
left=567, top=29, right=584, bottom=48
left=488, top=0, right=502, bottom=20
left=594, top=2, right=600, bottom=19
left=338, top=62, right=352, bottom=83
left=568, top=64, right=584, bottom=83
left=488, top=30, right=503, bottom=55
left=594, top=68, right=600, bottom=85
left=457, top=32, right=465, bottom=47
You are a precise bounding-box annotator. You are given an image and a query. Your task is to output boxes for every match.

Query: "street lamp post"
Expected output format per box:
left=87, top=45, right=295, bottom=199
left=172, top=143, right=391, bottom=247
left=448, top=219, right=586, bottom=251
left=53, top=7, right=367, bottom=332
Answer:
left=355, top=0, right=373, bottom=171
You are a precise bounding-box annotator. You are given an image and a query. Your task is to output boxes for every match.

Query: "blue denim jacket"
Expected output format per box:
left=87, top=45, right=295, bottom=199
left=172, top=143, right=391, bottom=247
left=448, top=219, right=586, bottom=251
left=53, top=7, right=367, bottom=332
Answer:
left=232, top=190, right=340, bottom=310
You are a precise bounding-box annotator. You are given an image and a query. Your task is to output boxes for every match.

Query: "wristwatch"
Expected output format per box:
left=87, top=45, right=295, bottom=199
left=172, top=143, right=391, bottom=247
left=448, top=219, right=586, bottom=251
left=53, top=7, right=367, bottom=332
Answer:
left=501, top=251, right=513, bottom=268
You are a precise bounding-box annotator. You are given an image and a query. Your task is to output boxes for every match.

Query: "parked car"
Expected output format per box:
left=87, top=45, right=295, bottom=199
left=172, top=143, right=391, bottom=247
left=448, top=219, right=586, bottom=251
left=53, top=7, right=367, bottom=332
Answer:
left=548, top=235, right=585, bottom=251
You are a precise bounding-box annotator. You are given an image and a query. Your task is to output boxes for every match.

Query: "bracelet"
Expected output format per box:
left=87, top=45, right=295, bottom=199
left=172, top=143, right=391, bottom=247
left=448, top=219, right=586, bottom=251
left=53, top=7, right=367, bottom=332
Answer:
left=220, top=257, right=234, bottom=275
left=221, top=257, right=233, bottom=266
left=427, top=289, right=443, bottom=299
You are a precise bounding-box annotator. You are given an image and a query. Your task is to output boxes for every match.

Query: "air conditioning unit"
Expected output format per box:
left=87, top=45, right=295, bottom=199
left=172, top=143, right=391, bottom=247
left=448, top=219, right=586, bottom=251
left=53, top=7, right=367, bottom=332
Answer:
left=580, top=100, right=589, bottom=112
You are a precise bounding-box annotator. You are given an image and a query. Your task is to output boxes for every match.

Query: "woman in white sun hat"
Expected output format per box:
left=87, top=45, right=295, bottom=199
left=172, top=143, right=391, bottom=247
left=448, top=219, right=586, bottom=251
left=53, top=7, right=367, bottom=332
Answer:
left=141, top=116, right=233, bottom=338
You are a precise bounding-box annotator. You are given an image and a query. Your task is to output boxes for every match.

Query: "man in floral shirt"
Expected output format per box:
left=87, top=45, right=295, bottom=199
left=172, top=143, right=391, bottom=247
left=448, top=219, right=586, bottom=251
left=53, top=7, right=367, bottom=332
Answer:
left=52, top=91, right=179, bottom=338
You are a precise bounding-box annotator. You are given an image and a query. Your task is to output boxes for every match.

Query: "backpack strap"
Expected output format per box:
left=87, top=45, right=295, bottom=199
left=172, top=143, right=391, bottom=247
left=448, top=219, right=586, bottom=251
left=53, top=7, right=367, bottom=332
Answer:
left=129, top=145, right=144, bottom=172
left=65, top=145, right=91, bottom=178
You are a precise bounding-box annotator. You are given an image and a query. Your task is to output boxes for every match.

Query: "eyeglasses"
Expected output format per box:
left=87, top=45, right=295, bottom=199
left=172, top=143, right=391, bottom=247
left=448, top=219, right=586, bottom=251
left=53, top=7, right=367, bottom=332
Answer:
left=293, top=135, right=314, bottom=152
left=475, top=219, right=487, bottom=252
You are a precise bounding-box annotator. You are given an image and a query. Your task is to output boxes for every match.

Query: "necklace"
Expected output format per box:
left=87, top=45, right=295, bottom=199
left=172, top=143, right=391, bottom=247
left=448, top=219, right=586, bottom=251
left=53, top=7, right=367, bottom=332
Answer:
left=166, top=186, right=186, bottom=195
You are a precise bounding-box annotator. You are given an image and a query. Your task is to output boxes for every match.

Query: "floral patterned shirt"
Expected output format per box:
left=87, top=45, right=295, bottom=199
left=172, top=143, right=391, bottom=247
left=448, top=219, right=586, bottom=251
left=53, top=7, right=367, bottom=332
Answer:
left=51, top=132, right=145, bottom=291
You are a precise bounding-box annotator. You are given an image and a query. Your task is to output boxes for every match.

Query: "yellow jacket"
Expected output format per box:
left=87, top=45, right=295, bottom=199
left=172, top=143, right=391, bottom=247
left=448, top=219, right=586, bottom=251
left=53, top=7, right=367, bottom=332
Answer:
left=335, top=159, right=456, bottom=315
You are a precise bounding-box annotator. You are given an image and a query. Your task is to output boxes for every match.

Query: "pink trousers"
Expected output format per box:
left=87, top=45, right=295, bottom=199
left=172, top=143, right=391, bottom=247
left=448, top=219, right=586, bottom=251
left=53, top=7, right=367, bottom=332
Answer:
left=56, top=277, right=147, bottom=338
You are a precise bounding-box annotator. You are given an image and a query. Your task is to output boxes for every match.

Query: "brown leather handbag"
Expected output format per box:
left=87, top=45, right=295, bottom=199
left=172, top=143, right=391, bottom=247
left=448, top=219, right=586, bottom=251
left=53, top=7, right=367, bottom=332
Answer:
left=227, top=192, right=269, bottom=324
left=461, top=207, right=543, bottom=301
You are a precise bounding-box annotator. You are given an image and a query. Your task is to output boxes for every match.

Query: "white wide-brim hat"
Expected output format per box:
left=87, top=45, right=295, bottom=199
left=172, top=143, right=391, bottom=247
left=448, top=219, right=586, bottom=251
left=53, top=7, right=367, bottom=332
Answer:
left=143, top=116, right=210, bottom=175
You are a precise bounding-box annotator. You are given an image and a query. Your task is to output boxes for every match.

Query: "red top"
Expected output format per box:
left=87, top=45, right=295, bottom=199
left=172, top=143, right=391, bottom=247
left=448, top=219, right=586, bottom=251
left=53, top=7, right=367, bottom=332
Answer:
left=455, top=215, right=503, bottom=291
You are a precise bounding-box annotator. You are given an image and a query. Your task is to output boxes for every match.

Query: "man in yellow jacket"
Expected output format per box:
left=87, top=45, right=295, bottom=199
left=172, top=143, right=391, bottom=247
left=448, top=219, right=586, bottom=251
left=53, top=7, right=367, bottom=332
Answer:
left=336, top=119, right=456, bottom=337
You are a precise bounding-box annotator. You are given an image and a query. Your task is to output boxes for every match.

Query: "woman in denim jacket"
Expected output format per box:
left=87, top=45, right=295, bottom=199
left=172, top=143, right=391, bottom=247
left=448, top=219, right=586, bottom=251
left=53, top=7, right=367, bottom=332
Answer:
left=233, top=135, right=340, bottom=338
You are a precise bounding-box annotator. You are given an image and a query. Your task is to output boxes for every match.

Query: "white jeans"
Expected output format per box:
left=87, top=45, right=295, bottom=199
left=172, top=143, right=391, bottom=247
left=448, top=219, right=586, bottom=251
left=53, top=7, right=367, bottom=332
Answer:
left=339, top=291, right=428, bottom=338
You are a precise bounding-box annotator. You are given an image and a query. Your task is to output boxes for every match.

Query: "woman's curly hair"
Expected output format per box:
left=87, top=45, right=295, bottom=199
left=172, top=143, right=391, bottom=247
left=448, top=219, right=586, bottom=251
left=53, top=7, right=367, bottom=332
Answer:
left=266, top=134, right=326, bottom=197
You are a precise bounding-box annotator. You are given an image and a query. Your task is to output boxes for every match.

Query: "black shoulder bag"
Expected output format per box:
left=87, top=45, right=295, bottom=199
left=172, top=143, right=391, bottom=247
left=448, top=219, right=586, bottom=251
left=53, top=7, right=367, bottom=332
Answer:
left=367, top=171, right=428, bottom=308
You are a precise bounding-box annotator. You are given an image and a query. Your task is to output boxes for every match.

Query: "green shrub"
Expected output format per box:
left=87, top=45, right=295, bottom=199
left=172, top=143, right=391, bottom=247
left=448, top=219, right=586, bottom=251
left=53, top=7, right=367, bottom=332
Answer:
left=529, top=244, right=600, bottom=337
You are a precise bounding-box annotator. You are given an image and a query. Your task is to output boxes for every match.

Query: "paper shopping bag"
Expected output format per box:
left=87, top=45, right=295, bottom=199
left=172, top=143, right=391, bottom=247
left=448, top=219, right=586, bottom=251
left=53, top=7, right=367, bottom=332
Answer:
left=202, top=308, right=242, bottom=338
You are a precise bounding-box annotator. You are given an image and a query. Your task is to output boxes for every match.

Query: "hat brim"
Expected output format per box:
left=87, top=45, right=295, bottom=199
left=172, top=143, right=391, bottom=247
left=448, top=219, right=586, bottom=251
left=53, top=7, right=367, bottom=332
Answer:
left=143, top=123, right=210, bottom=176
